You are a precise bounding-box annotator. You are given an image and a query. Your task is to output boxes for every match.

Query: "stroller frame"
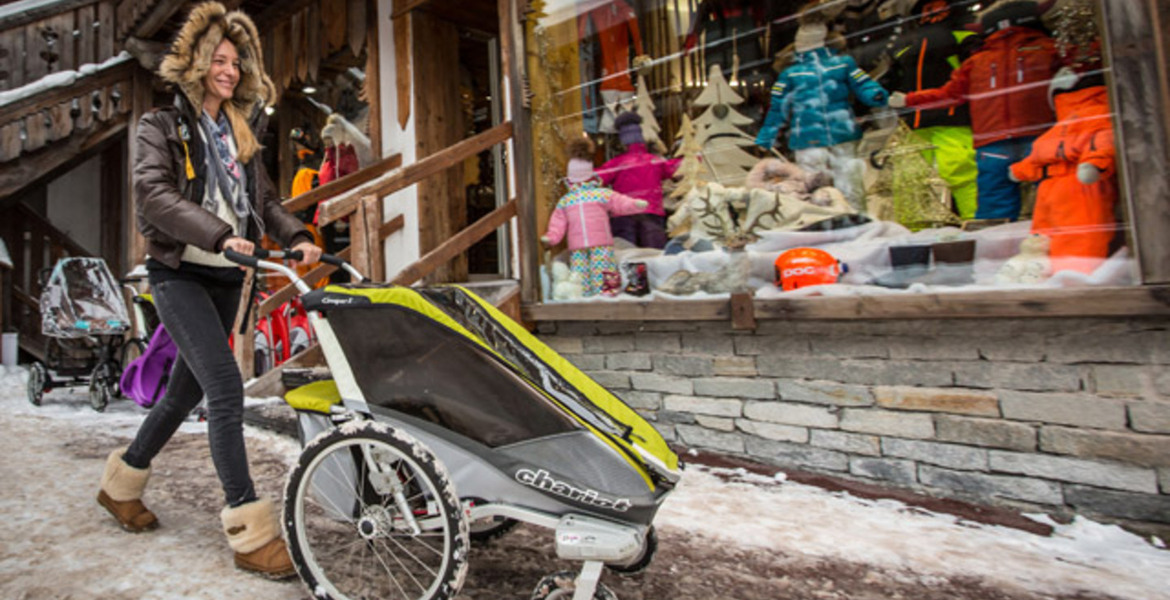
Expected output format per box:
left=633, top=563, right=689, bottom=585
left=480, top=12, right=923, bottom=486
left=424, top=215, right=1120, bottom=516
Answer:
left=232, top=249, right=679, bottom=600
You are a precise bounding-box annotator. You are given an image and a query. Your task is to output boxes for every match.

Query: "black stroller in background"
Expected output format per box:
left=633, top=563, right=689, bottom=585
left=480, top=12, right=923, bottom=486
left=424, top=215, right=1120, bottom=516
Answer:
left=27, top=257, right=132, bottom=412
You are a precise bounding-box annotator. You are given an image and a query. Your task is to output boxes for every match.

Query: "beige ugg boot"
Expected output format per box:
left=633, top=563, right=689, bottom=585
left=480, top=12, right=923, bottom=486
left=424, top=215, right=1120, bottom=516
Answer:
left=97, top=448, right=159, bottom=533
left=221, top=498, right=295, bottom=579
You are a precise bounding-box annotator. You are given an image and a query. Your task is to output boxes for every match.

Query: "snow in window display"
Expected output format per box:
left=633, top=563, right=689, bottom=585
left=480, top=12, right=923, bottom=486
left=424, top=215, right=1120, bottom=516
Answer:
left=538, top=0, right=1135, bottom=304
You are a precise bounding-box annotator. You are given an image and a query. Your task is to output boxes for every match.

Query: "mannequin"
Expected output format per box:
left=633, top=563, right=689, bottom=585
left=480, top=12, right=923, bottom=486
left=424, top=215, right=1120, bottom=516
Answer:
left=890, top=0, right=1060, bottom=221
left=542, top=137, right=648, bottom=297
left=597, top=112, right=681, bottom=249
left=578, top=0, right=648, bottom=134
left=883, top=0, right=979, bottom=219
left=755, top=7, right=889, bottom=209
left=1009, top=68, right=1116, bottom=275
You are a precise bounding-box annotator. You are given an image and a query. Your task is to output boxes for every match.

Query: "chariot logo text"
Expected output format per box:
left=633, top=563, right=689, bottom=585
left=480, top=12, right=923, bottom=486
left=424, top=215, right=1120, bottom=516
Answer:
left=515, top=468, right=632, bottom=512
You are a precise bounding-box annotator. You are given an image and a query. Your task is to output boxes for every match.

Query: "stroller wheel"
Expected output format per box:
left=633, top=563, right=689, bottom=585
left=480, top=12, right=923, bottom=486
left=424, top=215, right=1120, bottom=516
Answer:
left=89, top=361, right=117, bottom=412
left=605, top=526, right=657, bottom=575
left=469, top=515, right=519, bottom=545
left=284, top=420, right=469, bottom=600
left=27, top=362, right=48, bottom=406
left=531, top=571, right=618, bottom=600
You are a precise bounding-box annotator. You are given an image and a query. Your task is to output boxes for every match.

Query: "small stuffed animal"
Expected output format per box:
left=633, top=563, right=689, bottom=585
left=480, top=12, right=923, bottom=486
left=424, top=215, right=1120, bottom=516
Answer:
left=995, top=234, right=1053, bottom=285
left=551, top=261, right=584, bottom=300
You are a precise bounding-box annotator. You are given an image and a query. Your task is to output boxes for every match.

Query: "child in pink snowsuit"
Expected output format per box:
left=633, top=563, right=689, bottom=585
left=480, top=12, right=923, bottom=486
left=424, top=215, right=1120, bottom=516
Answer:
left=543, top=137, right=647, bottom=297
left=597, top=112, right=680, bottom=249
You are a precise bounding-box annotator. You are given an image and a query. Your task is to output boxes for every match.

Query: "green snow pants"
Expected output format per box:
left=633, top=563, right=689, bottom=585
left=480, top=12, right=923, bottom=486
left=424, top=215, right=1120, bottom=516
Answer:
left=912, top=126, right=978, bottom=220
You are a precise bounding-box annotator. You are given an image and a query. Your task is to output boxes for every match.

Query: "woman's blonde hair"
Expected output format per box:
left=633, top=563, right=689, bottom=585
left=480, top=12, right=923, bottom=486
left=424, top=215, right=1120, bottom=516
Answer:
left=157, top=1, right=276, bottom=163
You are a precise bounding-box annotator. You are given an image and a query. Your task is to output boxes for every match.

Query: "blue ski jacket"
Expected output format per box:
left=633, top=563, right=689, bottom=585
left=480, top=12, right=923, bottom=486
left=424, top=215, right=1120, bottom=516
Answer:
left=755, top=47, right=889, bottom=151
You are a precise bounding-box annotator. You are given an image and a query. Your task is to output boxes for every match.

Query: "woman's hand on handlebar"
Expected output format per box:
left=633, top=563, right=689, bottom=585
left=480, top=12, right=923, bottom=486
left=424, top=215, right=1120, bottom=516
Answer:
left=221, top=237, right=254, bottom=269
left=291, top=241, right=322, bottom=267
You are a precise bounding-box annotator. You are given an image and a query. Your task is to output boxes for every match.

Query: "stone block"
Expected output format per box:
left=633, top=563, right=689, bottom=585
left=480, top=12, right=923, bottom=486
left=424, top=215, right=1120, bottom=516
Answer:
left=918, top=465, right=1064, bottom=505
left=745, top=437, right=849, bottom=471
left=1160, top=468, right=1170, bottom=494
left=734, top=335, right=810, bottom=356
left=589, top=371, right=630, bottom=390
left=744, top=401, right=838, bottom=428
left=776, top=380, right=874, bottom=407
left=680, top=333, right=735, bottom=355
left=693, top=377, right=775, bottom=400
left=630, top=373, right=692, bottom=395
left=1046, top=330, right=1170, bottom=365
left=1040, top=426, right=1170, bottom=468
left=875, top=386, right=999, bottom=417
left=761, top=357, right=955, bottom=387
left=652, top=422, right=676, bottom=443
left=850, top=457, right=918, bottom=486
left=637, top=322, right=704, bottom=332
left=663, top=395, right=743, bottom=418
left=568, top=354, right=606, bottom=371
left=544, top=337, right=584, bottom=354
left=582, top=336, right=634, bottom=353
left=676, top=424, right=745, bottom=454
left=1128, top=401, right=1170, bottom=434
left=976, top=339, right=1048, bottom=362
left=882, top=438, right=988, bottom=471
left=809, top=337, right=890, bottom=359
left=935, top=415, right=1037, bottom=451
left=951, top=362, right=1082, bottom=392
left=736, top=419, right=809, bottom=443
left=1156, top=370, right=1170, bottom=397
left=696, top=416, right=736, bottom=432
left=656, top=410, right=696, bottom=426
left=552, top=322, right=599, bottom=337
left=653, top=355, right=714, bottom=377
left=810, top=430, right=881, bottom=456
left=839, top=409, right=935, bottom=439
left=1091, top=365, right=1149, bottom=397
left=634, top=332, right=681, bottom=353
left=1000, top=391, right=1127, bottom=430
left=606, top=353, right=652, bottom=371
left=1064, top=485, right=1170, bottom=523
left=988, top=451, right=1158, bottom=493
left=617, top=390, right=662, bottom=411
left=886, top=337, right=982, bottom=361
left=535, top=322, right=558, bottom=335
left=714, top=356, right=757, bottom=377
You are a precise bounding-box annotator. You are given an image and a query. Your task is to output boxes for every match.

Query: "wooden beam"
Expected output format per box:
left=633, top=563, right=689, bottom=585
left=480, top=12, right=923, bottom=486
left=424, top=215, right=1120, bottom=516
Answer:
left=0, top=61, right=134, bottom=125
left=498, top=0, right=539, bottom=304
left=0, top=0, right=97, bottom=31
left=524, top=299, right=731, bottom=322
left=281, top=152, right=402, bottom=214
left=391, top=198, right=516, bottom=286
left=390, top=0, right=432, bottom=20
left=361, top=194, right=383, bottom=281
left=393, top=13, right=411, bottom=129
left=378, top=213, right=405, bottom=240
left=318, top=122, right=511, bottom=225
left=243, top=342, right=325, bottom=399
left=131, top=0, right=187, bottom=39
left=0, top=114, right=128, bottom=197
left=252, top=0, right=318, bottom=34
left=730, top=292, right=756, bottom=330
left=365, top=0, right=382, bottom=159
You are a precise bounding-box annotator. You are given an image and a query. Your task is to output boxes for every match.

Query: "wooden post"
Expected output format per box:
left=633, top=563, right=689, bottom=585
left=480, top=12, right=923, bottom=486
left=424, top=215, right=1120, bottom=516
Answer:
left=498, top=0, right=539, bottom=303
left=349, top=194, right=373, bottom=277
left=361, top=194, right=384, bottom=281
left=730, top=293, right=756, bottom=331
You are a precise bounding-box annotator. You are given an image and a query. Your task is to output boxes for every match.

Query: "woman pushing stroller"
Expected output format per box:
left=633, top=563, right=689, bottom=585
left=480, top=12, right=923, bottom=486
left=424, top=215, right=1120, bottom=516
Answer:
left=95, top=1, right=320, bottom=579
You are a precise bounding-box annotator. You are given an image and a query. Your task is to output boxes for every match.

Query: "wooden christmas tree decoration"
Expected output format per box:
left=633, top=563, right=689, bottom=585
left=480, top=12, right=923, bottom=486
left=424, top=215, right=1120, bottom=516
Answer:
left=634, top=74, right=662, bottom=147
left=692, top=65, right=758, bottom=187
left=671, top=114, right=706, bottom=200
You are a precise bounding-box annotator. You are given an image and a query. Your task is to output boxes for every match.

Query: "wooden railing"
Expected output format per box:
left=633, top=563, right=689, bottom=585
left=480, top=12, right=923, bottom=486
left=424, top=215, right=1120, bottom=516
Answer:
left=0, top=202, right=92, bottom=361
left=242, top=121, right=517, bottom=392
left=0, top=0, right=119, bottom=91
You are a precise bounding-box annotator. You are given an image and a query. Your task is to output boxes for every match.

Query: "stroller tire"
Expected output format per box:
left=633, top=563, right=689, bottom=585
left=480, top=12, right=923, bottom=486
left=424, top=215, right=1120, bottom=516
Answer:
left=531, top=571, right=618, bottom=600
left=469, top=515, right=520, bottom=545
left=89, top=361, right=117, bottom=412
left=27, top=362, right=48, bottom=406
left=284, top=420, right=469, bottom=600
left=605, top=525, right=657, bottom=575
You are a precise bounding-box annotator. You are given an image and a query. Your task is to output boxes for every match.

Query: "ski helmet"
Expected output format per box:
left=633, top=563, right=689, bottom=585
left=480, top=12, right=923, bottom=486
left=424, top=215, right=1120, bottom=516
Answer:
left=774, top=248, right=843, bottom=291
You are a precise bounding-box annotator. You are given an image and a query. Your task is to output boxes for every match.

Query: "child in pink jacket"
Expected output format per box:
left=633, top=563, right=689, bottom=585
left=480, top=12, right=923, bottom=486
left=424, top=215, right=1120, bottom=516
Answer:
left=543, top=137, right=647, bottom=297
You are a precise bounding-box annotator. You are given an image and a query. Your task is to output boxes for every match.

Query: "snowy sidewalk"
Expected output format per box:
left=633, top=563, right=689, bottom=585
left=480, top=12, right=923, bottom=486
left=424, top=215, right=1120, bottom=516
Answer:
left=0, top=366, right=1166, bottom=600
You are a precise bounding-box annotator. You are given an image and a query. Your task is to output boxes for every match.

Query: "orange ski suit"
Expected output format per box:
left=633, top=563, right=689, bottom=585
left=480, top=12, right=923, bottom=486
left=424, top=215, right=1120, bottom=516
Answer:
left=1010, top=85, right=1117, bottom=275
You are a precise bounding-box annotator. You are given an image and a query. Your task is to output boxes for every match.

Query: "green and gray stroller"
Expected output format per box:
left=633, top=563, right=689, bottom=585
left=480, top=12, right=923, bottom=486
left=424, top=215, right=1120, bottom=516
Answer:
left=226, top=249, right=681, bottom=600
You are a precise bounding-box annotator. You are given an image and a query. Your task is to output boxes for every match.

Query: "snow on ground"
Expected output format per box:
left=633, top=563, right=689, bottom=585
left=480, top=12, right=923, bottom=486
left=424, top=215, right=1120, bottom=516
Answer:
left=0, top=364, right=1167, bottom=599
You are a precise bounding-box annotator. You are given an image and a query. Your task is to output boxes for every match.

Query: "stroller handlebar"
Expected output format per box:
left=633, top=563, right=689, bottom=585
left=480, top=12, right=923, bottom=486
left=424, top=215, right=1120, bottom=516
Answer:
left=223, top=249, right=366, bottom=292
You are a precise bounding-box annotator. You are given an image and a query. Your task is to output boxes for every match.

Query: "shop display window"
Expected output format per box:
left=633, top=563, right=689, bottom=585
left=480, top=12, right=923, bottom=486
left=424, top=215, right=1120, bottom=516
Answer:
left=524, top=0, right=1135, bottom=302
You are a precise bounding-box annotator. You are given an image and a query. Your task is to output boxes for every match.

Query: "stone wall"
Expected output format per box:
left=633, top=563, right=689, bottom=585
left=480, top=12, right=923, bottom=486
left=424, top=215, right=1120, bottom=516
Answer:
left=535, top=317, right=1170, bottom=536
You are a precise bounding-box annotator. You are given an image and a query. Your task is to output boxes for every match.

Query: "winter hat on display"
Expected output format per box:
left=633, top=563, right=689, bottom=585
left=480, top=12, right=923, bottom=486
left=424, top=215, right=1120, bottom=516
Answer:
left=615, top=111, right=644, bottom=147
left=912, top=0, right=951, bottom=24
left=979, top=1, right=1044, bottom=33
left=566, top=137, right=597, bottom=184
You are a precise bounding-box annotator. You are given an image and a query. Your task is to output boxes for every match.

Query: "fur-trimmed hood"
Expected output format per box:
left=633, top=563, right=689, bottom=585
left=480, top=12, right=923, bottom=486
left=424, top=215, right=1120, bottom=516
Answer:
left=158, top=2, right=276, bottom=113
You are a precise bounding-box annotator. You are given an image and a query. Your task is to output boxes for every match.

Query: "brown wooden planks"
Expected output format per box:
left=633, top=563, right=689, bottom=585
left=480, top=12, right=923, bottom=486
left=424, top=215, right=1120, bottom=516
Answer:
left=346, top=0, right=365, bottom=57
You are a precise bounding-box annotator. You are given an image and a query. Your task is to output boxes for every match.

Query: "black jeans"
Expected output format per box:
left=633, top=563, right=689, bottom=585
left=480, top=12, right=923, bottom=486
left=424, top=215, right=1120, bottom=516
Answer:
left=123, top=276, right=257, bottom=507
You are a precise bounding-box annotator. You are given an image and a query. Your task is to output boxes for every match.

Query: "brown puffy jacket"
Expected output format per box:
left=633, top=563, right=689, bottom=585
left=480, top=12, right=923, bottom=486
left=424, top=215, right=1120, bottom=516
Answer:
left=134, top=96, right=311, bottom=269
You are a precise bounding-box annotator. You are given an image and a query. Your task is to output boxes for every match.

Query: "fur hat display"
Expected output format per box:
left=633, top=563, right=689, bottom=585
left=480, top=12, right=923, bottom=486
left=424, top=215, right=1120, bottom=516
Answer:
left=158, top=1, right=277, bottom=113
left=614, top=111, right=644, bottom=147
left=566, top=137, right=597, bottom=183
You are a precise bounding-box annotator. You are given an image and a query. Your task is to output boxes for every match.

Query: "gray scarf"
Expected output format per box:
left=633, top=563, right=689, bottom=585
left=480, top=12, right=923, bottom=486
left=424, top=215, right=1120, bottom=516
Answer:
left=199, top=111, right=252, bottom=237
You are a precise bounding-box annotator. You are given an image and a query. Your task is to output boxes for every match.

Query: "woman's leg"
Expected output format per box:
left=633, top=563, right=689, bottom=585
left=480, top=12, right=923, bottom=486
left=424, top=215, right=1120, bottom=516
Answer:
left=123, top=278, right=256, bottom=507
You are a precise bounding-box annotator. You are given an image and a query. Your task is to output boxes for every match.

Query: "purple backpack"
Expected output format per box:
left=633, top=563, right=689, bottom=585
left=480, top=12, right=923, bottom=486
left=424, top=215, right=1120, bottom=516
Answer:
left=120, top=325, right=177, bottom=408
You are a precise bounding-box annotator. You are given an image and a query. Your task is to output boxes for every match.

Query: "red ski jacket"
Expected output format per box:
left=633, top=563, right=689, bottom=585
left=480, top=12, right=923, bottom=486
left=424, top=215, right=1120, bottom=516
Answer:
left=906, top=27, right=1060, bottom=148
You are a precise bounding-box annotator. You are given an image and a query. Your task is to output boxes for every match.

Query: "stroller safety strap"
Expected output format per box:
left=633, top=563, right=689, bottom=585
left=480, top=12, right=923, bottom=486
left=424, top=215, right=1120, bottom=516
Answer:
left=285, top=380, right=342, bottom=414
